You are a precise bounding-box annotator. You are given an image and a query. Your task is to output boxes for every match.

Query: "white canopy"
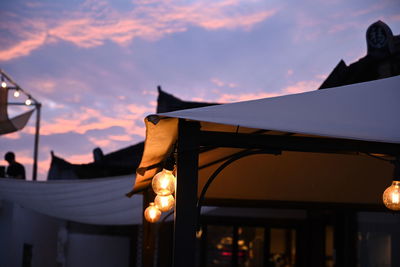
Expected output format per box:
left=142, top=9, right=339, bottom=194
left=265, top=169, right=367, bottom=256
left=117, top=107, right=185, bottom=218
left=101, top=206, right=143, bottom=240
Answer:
left=0, top=86, right=34, bottom=135
left=134, top=76, right=400, bottom=205
left=161, top=75, right=400, bottom=144
left=0, top=176, right=143, bottom=225
left=0, top=175, right=216, bottom=225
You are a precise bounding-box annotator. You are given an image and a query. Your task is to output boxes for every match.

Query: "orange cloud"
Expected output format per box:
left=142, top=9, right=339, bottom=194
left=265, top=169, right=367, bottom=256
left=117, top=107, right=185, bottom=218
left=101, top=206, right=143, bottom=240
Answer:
left=0, top=0, right=277, bottom=61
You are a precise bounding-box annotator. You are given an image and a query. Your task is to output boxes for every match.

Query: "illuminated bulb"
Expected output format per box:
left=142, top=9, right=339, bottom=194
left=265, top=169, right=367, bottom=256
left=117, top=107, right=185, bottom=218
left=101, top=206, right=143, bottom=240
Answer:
left=25, top=98, right=32, bottom=106
left=144, top=202, right=161, bottom=223
left=152, top=169, right=176, bottom=196
left=155, top=194, right=175, bottom=212
left=196, top=228, right=203, bottom=239
left=13, top=90, right=20, bottom=98
left=383, top=181, right=400, bottom=211
left=1, top=81, right=6, bottom=88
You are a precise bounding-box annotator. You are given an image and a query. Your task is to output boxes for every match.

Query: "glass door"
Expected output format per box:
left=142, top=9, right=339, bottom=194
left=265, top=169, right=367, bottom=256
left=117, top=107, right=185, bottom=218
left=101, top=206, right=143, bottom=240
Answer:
left=203, top=224, right=299, bottom=267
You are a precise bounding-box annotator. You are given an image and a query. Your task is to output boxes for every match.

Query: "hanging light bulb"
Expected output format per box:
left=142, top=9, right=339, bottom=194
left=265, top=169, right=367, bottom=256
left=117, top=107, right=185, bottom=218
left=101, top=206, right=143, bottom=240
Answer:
left=25, top=98, right=32, bottom=106
left=144, top=202, right=161, bottom=223
left=155, top=194, right=175, bottom=212
left=152, top=169, right=176, bottom=196
left=196, top=227, right=203, bottom=239
left=13, top=90, right=20, bottom=98
left=383, top=181, right=400, bottom=211
left=1, top=81, right=6, bottom=88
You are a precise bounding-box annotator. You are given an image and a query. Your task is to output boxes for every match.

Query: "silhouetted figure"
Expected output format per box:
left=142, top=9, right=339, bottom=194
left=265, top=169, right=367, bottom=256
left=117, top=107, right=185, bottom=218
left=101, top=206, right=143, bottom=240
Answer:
left=4, top=151, right=26, bottom=179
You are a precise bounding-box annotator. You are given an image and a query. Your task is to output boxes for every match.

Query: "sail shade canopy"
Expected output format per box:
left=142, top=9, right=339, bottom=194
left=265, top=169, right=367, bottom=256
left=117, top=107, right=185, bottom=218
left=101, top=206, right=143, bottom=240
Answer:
left=0, top=175, right=143, bottom=225
left=0, top=87, right=34, bottom=135
left=134, top=76, right=400, bottom=205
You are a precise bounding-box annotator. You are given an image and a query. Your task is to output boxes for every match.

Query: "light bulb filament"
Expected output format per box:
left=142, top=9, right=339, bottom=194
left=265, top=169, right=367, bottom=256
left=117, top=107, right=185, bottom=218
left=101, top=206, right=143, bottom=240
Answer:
left=160, top=178, right=169, bottom=189
left=149, top=209, right=157, bottom=219
left=392, top=192, right=399, bottom=204
left=383, top=181, right=400, bottom=211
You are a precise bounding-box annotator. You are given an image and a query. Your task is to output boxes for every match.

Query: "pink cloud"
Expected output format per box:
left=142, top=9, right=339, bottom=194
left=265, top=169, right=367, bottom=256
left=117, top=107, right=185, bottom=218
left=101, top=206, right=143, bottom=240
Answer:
left=351, top=2, right=388, bottom=17
left=0, top=33, right=47, bottom=61
left=328, top=21, right=362, bottom=34
left=0, top=0, right=277, bottom=61
left=63, top=153, right=93, bottom=164
left=282, top=80, right=321, bottom=94
left=109, top=134, right=133, bottom=142
left=217, top=92, right=279, bottom=102
left=389, top=14, right=400, bottom=22
left=0, top=149, right=50, bottom=181
left=88, top=137, right=112, bottom=148
left=35, top=103, right=152, bottom=138
left=213, top=77, right=325, bottom=102
left=2, top=132, right=21, bottom=140
left=211, top=78, right=238, bottom=88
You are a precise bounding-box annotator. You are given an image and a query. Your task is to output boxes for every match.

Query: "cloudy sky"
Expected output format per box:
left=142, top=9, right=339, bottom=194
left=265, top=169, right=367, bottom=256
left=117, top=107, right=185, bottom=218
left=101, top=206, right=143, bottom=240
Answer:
left=1, top=0, right=399, bottom=180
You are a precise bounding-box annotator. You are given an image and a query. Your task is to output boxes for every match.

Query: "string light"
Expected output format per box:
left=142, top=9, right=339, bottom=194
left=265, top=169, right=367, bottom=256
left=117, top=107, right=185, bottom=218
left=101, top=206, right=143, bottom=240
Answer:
left=25, top=98, right=32, bottom=106
left=383, top=159, right=400, bottom=211
left=144, top=202, right=161, bottom=223
left=13, top=90, right=20, bottom=98
left=383, top=181, right=400, bottom=211
left=147, top=164, right=177, bottom=223
left=155, top=194, right=175, bottom=212
left=152, top=169, right=176, bottom=196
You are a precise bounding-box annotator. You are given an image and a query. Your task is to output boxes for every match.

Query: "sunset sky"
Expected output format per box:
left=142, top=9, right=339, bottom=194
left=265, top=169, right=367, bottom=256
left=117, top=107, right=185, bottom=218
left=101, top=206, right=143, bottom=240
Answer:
left=1, top=0, right=399, bottom=180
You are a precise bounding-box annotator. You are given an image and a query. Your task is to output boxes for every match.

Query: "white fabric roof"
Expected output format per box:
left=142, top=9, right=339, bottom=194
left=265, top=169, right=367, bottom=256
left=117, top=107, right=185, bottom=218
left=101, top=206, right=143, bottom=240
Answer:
left=0, top=175, right=143, bottom=225
left=1, top=86, right=34, bottom=135
left=134, top=76, right=400, bottom=193
left=160, top=76, right=400, bottom=144
left=0, top=175, right=216, bottom=225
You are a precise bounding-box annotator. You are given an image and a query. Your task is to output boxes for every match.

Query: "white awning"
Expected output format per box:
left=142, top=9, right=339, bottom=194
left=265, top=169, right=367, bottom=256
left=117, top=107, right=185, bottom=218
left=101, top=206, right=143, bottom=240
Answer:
left=161, top=75, right=400, bottom=144
left=134, top=76, right=400, bottom=204
left=1, top=86, right=34, bottom=135
left=0, top=176, right=143, bottom=225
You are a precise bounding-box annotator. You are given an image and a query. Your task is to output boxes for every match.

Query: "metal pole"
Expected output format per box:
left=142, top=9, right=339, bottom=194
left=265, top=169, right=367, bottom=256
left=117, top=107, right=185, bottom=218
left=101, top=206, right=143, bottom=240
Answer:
left=173, top=119, right=200, bottom=267
left=142, top=188, right=157, bottom=267
left=32, top=103, right=41, bottom=181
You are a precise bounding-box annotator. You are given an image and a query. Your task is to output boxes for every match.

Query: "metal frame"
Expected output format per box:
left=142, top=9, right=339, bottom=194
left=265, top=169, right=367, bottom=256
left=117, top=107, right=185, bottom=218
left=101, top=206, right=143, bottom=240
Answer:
left=172, top=119, right=400, bottom=267
left=196, top=148, right=281, bottom=231
left=1, top=70, right=41, bottom=180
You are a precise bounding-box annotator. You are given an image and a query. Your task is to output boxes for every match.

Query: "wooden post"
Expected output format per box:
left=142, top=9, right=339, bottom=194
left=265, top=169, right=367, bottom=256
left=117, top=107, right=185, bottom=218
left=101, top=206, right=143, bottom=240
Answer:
left=173, top=119, right=200, bottom=267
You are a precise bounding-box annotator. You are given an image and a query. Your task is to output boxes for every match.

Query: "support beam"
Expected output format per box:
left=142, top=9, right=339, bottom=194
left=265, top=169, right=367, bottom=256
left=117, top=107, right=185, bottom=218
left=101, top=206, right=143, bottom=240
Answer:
left=199, top=131, right=400, bottom=156
left=32, top=104, right=41, bottom=181
left=173, top=119, right=200, bottom=267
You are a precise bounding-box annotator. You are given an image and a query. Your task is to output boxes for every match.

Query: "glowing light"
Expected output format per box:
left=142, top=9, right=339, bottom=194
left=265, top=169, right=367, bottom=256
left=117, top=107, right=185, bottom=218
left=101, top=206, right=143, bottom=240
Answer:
left=152, top=169, right=176, bottom=196
left=13, top=90, right=20, bottom=98
left=155, top=194, right=175, bottom=212
left=383, top=181, right=400, bottom=211
left=25, top=98, right=32, bottom=106
left=144, top=202, right=161, bottom=223
left=1, top=81, right=6, bottom=88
